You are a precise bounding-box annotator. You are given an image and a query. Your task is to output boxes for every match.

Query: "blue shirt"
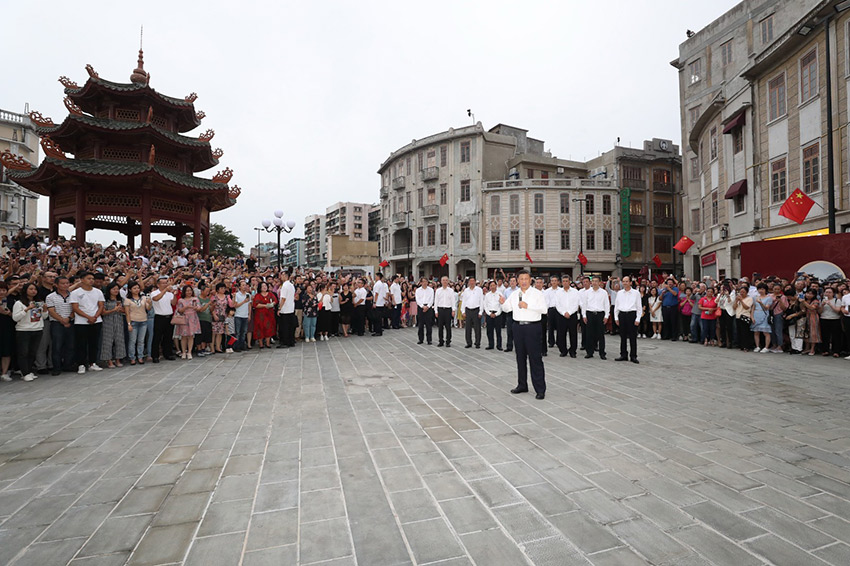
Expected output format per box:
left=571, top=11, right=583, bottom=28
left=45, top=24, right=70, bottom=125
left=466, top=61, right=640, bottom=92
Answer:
left=660, top=286, right=679, bottom=307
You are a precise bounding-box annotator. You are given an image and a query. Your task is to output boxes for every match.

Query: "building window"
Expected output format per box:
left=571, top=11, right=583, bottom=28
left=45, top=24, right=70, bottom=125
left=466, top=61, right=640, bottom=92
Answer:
left=560, top=229, right=570, bottom=250
left=720, top=40, right=733, bottom=67
left=460, top=141, right=470, bottom=163
left=586, top=230, right=596, bottom=251
left=491, top=194, right=500, bottom=215
left=733, top=128, right=743, bottom=154
left=527, top=168, right=534, bottom=179
left=510, top=230, right=520, bottom=250
left=803, top=143, right=820, bottom=194
left=711, top=190, right=719, bottom=226
left=440, top=145, right=447, bottom=167
left=709, top=127, right=718, bottom=161
left=585, top=194, right=595, bottom=215
left=427, top=187, right=436, bottom=204
left=800, top=49, right=818, bottom=103
left=560, top=193, right=570, bottom=214
left=541, top=171, right=549, bottom=179
left=654, top=235, right=672, bottom=253
left=602, top=230, right=612, bottom=251
left=509, top=194, right=519, bottom=215
left=491, top=231, right=501, bottom=251
left=418, top=152, right=424, bottom=171
left=534, top=229, right=544, bottom=250
left=417, top=227, right=423, bottom=247
left=630, top=200, right=643, bottom=215
left=630, top=234, right=643, bottom=252
left=460, top=222, right=471, bottom=244
left=768, top=73, right=787, bottom=121
left=733, top=193, right=746, bottom=215
left=623, top=166, right=642, bottom=180
left=417, top=188, right=424, bottom=208
left=602, top=194, right=612, bottom=215
left=534, top=193, right=544, bottom=214
left=653, top=201, right=672, bottom=218
left=460, top=180, right=471, bottom=202
left=688, top=106, right=700, bottom=129
left=406, top=157, right=411, bottom=176
left=427, top=149, right=436, bottom=168
left=689, top=58, right=702, bottom=84
left=440, top=223, right=447, bottom=246
left=690, top=156, right=700, bottom=179
left=691, top=208, right=701, bottom=232
left=761, top=14, right=774, bottom=44
left=427, top=224, right=435, bottom=246
left=771, top=158, right=787, bottom=203
left=440, top=183, right=447, bottom=205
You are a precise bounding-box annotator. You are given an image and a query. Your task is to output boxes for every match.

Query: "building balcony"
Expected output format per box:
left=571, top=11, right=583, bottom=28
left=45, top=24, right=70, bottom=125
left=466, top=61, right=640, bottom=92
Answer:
left=623, top=179, right=646, bottom=190
left=380, top=186, right=388, bottom=200
left=630, top=214, right=646, bottom=226
left=420, top=204, right=439, bottom=218
left=392, top=212, right=408, bottom=225
left=392, top=176, right=406, bottom=190
left=654, top=217, right=674, bottom=228
left=654, top=182, right=674, bottom=193
left=483, top=178, right=615, bottom=190
left=421, top=167, right=439, bottom=181
left=392, top=246, right=412, bottom=256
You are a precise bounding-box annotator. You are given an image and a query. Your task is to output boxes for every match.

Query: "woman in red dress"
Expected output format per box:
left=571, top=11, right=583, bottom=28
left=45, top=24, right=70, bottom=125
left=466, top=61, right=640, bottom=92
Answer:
left=251, top=281, right=277, bottom=348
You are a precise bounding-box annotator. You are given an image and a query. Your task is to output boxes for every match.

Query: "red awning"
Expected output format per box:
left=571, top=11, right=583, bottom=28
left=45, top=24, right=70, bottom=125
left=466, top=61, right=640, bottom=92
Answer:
left=724, top=179, right=747, bottom=199
left=722, top=112, right=745, bottom=134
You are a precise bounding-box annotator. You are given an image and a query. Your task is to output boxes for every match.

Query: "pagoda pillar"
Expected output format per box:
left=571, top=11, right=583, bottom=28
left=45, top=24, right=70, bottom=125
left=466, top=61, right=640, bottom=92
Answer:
left=175, top=226, right=184, bottom=249
left=202, top=224, right=210, bottom=256
left=126, top=216, right=134, bottom=251
left=48, top=195, right=58, bottom=242
left=193, top=201, right=202, bottom=253
left=75, top=188, right=86, bottom=247
left=141, top=191, right=151, bottom=251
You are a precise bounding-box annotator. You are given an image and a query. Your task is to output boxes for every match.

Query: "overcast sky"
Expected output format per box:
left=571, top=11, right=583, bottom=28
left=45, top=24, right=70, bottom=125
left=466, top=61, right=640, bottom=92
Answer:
left=3, top=0, right=738, bottom=251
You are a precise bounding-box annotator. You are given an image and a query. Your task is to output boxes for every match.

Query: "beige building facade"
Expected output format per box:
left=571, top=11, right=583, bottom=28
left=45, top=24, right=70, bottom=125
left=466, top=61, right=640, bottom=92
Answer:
left=0, top=108, right=40, bottom=239
left=304, top=214, right=326, bottom=268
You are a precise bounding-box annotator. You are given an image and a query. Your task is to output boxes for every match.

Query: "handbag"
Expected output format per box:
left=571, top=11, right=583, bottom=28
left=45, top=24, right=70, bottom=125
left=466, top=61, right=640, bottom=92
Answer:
left=714, top=308, right=723, bottom=318
left=171, top=313, right=187, bottom=325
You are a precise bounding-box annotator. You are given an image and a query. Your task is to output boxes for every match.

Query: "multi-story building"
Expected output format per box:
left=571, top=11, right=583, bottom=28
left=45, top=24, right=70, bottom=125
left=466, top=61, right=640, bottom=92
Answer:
left=325, top=201, right=369, bottom=242
left=586, top=139, right=682, bottom=275
left=367, top=204, right=381, bottom=246
left=303, top=214, right=326, bottom=268
left=282, top=237, right=304, bottom=269
left=0, top=108, right=40, bottom=239
left=671, top=0, right=841, bottom=279
left=250, top=242, right=276, bottom=267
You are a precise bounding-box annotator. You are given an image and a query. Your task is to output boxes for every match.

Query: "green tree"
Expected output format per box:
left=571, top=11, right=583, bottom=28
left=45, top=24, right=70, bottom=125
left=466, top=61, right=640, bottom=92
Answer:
left=185, top=223, right=244, bottom=257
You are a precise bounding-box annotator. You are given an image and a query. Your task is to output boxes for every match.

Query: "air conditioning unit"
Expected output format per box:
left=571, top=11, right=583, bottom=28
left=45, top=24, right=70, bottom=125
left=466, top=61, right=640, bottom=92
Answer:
left=556, top=167, right=565, bottom=174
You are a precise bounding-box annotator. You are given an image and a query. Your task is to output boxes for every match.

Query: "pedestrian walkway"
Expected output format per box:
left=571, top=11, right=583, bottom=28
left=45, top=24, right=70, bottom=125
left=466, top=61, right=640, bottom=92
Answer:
left=1, top=332, right=849, bottom=565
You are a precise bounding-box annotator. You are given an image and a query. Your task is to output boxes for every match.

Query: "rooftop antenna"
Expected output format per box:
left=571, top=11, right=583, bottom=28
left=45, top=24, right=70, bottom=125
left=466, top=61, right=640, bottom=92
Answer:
left=140, top=25, right=144, bottom=50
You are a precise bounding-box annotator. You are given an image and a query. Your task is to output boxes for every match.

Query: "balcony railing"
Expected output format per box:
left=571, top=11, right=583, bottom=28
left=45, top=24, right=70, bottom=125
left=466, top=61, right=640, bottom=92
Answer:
left=421, top=167, right=439, bottom=181
left=483, top=178, right=615, bottom=190
left=392, top=212, right=408, bottom=225
left=379, top=186, right=388, bottom=199
left=392, top=246, right=411, bottom=256
left=654, top=217, right=673, bottom=227
left=623, top=179, right=646, bottom=190
left=654, top=182, right=674, bottom=192
left=392, top=176, right=406, bottom=190
left=630, top=214, right=646, bottom=225
left=420, top=204, right=439, bottom=217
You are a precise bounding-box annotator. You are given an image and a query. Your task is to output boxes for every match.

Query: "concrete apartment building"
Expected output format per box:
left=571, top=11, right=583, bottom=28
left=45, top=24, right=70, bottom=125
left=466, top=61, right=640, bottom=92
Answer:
left=282, top=237, right=304, bottom=269
left=671, top=0, right=841, bottom=279
left=325, top=201, right=370, bottom=243
left=0, top=108, right=40, bottom=239
left=303, top=214, right=326, bottom=268
left=367, top=204, right=381, bottom=247
left=586, top=139, right=682, bottom=275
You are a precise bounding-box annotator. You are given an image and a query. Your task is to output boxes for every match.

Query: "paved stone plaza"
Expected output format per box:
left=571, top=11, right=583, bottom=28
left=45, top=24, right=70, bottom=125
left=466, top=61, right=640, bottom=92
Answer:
left=1, top=331, right=849, bottom=565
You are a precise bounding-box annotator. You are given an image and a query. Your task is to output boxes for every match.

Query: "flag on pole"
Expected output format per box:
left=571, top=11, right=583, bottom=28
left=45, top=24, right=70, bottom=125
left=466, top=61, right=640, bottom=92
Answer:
left=652, top=254, right=662, bottom=268
left=525, top=251, right=533, bottom=263
left=439, top=253, right=449, bottom=267
left=673, top=236, right=695, bottom=254
left=379, top=260, right=389, bottom=268
left=778, top=188, right=816, bottom=224
left=577, top=253, right=588, bottom=266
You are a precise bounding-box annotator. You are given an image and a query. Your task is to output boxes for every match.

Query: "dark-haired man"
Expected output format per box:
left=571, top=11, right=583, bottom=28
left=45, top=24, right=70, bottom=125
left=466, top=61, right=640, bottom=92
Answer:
left=500, top=270, right=546, bottom=399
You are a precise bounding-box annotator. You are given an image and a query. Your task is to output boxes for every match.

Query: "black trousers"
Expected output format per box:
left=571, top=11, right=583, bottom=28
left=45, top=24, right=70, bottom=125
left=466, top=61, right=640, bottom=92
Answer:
left=580, top=316, right=587, bottom=350
left=418, top=307, right=434, bottom=343
left=556, top=312, right=578, bottom=356
left=372, top=305, right=385, bottom=335
left=540, top=313, right=548, bottom=355
left=437, top=307, right=453, bottom=345
left=547, top=307, right=558, bottom=346
left=585, top=311, right=606, bottom=356
left=353, top=305, right=366, bottom=335
left=505, top=313, right=514, bottom=349
left=719, top=311, right=735, bottom=348
left=15, top=330, right=42, bottom=376
left=279, top=312, right=296, bottom=346
left=51, top=320, right=76, bottom=371
left=821, top=318, right=842, bottom=355
left=391, top=305, right=401, bottom=329
left=661, top=305, right=678, bottom=340
left=736, top=318, right=754, bottom=350
left=330, top=312, right=340, bottom=336
left=465, top=307, right=481, bottom=346
left=485, top=312, right=502, bottom=349
left=618, top=311, right=638, bottom=360
left=74, top=323, right=102, bottom=367
left=513, top=321, right=545, bottom=395
left=152, top=314, right=174, bottom=360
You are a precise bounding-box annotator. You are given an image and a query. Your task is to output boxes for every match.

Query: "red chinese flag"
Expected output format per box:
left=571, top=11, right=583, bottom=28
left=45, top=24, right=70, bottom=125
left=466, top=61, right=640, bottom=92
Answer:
left=778, top=188, right=816, bottom=225
left=652, top=254, right=662, bottom=268
left=379, top=260, right=389, bottom=268
left=525, top=251, right=533, bottom=263
left=673, top=236, right=695, bottom=254
left=439, top=253, right=449, bottom=267
left=578, top=252, right=588, bottom=266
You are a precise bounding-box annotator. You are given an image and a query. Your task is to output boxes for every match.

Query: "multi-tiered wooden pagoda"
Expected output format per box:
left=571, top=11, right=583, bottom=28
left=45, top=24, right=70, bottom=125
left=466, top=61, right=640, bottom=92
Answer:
left=0, top=50, right=239, bottom=253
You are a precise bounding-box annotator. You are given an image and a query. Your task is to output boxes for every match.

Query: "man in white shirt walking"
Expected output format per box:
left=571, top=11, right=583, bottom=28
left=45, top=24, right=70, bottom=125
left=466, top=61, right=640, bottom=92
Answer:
left=372, top=273, right=389, bottom=336
left=483, top=281, right=504, bottom=350
left=434, top=276, right=456, bottom=347
left=555, top=275, right=581, bottom=358
left=70, top=271, right=105, bottom=373
left=277, top=271, right=296, bottom=348
left=390, top=275, right=403, bottom=330
left=583, top=276, right=610, bottom=360
left=500, top=270, right=547, bottom=399
left=415, top=278, right=435, bottom=345
left=502, top=275, right=518, bottom=352
left=544, top=276, right=560, bottom=348
left=614, top=276, right=641, bottom=363
left=461, top=277, right=484, bottom=349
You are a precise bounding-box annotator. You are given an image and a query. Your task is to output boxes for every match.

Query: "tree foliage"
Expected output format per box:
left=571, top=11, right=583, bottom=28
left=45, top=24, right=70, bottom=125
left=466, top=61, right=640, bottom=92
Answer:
left=185, top=223, right=244, bottom=257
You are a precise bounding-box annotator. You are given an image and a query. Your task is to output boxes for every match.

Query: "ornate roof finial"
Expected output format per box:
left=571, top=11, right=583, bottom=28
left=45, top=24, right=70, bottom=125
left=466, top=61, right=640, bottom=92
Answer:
left=130, top=26, right=150, bottom=85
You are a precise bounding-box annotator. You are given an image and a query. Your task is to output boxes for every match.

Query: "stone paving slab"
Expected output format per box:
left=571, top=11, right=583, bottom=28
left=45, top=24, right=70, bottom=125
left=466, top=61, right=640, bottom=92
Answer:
left=0, top=330, right=849, bottom=564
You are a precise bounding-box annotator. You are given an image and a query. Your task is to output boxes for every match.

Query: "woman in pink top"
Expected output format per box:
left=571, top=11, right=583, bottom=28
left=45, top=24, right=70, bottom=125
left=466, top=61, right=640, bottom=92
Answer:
left=697, top=287, right=718, bottom=347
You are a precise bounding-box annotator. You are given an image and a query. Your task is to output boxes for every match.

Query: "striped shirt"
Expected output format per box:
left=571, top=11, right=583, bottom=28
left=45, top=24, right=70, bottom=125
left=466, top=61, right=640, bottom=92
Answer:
left=45, top=291, right=73, bottom=322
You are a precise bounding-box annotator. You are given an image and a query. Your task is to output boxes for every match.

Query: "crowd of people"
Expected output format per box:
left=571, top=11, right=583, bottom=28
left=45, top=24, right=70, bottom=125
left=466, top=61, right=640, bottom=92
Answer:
left=2, top=228, right=849, bottom=385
